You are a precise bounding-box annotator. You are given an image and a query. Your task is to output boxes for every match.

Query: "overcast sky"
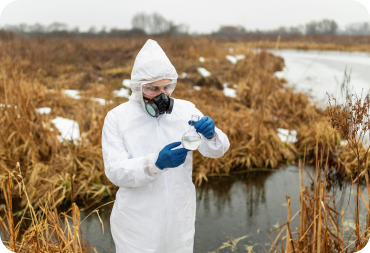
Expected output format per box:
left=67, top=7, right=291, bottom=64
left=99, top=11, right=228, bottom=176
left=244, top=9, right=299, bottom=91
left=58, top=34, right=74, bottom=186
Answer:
left=0, top=0, right=369, bottom=33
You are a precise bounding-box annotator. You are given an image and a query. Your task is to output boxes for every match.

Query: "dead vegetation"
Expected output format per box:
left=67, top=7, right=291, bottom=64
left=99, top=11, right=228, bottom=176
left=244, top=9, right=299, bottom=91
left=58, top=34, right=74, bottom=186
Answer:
left=0, top=36, right=369, bottom=207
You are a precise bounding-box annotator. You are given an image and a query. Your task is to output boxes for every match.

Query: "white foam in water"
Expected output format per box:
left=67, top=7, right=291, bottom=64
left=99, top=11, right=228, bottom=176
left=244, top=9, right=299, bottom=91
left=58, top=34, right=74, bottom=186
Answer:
left=197, top=67, right=211, bottom=77
left=51, top=116, right=80, bottom=143
left=36, top=107, right=52, bottom=114
left=63, top=89, right=81, bottom=99
left=114, top=88, right=130, bottom=98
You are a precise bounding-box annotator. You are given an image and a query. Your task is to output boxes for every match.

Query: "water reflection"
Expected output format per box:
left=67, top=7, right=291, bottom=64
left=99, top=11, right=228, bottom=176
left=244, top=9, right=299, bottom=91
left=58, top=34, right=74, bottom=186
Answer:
left=2, top=165, right=368, bottom=253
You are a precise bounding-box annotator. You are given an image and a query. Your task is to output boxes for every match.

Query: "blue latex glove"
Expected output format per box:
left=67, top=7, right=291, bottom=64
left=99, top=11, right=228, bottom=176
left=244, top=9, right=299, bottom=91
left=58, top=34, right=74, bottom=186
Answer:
left=155, top=142, right=190, bottom=170
left=189, top=116, right=215, bottom=140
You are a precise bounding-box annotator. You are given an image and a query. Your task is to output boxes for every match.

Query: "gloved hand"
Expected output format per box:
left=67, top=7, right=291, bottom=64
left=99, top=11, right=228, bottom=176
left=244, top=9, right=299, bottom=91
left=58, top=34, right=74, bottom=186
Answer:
left=155, top=142, right=190, bottom=170
left=189, top=116, right=215, bottom=140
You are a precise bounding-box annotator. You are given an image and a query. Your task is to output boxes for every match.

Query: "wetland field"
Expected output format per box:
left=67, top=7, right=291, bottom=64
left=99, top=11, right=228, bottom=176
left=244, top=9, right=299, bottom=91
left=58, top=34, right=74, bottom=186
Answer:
left=0, top=35, right=369, bottom=252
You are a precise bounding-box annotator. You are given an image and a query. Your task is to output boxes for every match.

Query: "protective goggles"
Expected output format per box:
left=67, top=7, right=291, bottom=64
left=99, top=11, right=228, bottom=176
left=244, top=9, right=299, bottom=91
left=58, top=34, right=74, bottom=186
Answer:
left=142, top=80, right=177, bottom=96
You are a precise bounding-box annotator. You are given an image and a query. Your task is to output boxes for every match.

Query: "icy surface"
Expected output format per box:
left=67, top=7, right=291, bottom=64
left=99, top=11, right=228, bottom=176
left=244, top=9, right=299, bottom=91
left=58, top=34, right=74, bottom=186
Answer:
left=223, top=83, right=237, bottom=98
left=114, top=88, right=130, bottom=98
left=277, top=128, right=298, bottom=143
left=122, top=79, right=131, bottom=88
left=199, top=57, right=205, bottom=63
left=63, top=90, right=81, bottom=99
left=272, top=50, right=370, bottom=107
left=197, top=67, right=211, bottom=77
left=92, top=98, right=113, bottom=105
left=36, top=107, right=52, bottom=114
left=51, top=116, right=80, bottom=143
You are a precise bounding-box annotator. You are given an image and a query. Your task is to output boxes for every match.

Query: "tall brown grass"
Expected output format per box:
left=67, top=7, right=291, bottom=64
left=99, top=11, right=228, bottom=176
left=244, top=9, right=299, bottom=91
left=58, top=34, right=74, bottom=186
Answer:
left=0, top=36, right=368, bottom=206
left=1, top=164, right=97, bottom=252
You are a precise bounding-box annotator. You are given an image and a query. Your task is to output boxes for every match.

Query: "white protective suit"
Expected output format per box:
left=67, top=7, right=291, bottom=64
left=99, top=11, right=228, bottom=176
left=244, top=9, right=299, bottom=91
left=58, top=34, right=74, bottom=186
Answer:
left=102, top=39, right=230, bottom=253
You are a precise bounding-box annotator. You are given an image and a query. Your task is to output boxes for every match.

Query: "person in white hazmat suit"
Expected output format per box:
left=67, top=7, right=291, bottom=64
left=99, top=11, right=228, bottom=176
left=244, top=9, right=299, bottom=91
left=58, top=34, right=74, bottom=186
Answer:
left=102, top=39, right=230, bottom=253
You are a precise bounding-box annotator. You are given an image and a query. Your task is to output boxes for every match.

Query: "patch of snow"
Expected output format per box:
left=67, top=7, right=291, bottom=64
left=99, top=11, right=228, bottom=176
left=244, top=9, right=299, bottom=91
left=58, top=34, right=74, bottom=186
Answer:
left=36, top=107, right=52, bottom=114
left=226, top=55, right=237, bottom=65
left=0, top=104, right=17, bottom=109
left=193, top=86, right=201, bottom=91
left=340, top=140, right=348, bottom=146
left=98, top=77, right=103, bottom=81
left=114, top=88, right=130, bottom=98
left=223, top=83, right=237, bottom=98
left=226, top=55, right=245, bottom=65
left=179, top=72, right=188, bottom=79
left=233, top=84, right=238, bottom=88
left=63, top=90, right=80, bottom=99
left=199, top=57, right=205, bottom=63
left=228, top=47, right=234, bottom=53
left=277, top=128, right=298, bottom=143
left=274, top=71, right=285, bottom=78
left=122, top=79, right=131, bottom=88
left=197, top=67, right=211, bottom=77
left=92, top=98, right=113, bottom=105
left=236, top=55, right=245, bottom=60
left=51, top=116, right=80, bottom=143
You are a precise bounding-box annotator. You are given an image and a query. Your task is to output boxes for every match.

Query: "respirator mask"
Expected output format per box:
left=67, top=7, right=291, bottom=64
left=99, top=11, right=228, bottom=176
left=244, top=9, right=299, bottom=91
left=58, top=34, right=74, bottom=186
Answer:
left=142, top=80, right=176, bottom=117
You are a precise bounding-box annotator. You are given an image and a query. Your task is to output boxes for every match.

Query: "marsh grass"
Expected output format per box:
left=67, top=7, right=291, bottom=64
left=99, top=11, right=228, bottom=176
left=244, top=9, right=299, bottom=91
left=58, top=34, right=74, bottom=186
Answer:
left=0, top=36, right=368, bottom=206
left=0, top=164, right=97, bottom=252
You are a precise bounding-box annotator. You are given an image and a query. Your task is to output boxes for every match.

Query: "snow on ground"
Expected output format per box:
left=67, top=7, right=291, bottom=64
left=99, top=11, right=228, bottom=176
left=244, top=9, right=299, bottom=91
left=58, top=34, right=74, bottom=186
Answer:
left=277, top=128, right=298, bottom=143
left=63, top=89, right=81, bottom=99
left=199, top=57, right=205, bottom=63
left=51, top=116, right=80, bottom=143
left=92, top=98, right=113, bottom=105
left=122, top=79, right=131, bottom=88
left=226, top=55, right=245, bottom=65
left=223, top=83, right=237, bottom=98
left=179, top=72, right=188, bottom=79
left=36, top=107, right=52, bottom=114
left=114, top=88, right=130, bottom=98
left=0, top=104, right=17, bottom=109
left=193, top=86, right=201, bottom=91
left=272, top=50, right=370, bottom=107
left=197, top=67, right=211, bottom=77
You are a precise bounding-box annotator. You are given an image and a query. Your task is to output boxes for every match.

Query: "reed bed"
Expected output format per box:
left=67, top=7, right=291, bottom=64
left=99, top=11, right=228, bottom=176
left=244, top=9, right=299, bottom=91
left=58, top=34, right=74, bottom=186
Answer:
left=0, top=36, right=369, bottom=206
left=0, top=165, right=97, bottom=252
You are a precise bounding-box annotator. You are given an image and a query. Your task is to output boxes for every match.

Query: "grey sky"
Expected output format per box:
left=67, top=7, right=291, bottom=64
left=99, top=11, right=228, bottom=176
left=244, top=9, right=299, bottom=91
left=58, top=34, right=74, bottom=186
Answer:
left=0, top=0, right=369, bottom=33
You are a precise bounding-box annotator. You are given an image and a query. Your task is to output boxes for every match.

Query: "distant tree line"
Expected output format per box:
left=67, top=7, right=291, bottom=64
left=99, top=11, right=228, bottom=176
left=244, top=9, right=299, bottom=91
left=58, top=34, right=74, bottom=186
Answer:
left=1, top=15, right=369, bottom=38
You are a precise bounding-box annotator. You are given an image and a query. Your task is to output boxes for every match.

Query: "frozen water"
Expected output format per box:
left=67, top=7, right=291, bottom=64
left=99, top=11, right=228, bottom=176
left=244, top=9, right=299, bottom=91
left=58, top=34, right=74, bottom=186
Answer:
left=122, top=79, right=131, bottom=88
left=63, top=89, right=80, bottom=99
left=51, top=116, right=80, bottom=143
left=273, top=50, right=370, bottom=107
left=197, top=67, right=211, bottom=77
left=277, top=128, right=298, bottom=143
left=199, top=57, right=205, bottom=63
left=36, top=107, right=52, bottom=114
left=114, top=88, right=130, bottom=98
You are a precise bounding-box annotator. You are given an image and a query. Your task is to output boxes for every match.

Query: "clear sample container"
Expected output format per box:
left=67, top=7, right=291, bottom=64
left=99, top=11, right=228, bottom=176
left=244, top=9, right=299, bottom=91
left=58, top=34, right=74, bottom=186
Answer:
left=182, top=115, right=202, bottom=150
